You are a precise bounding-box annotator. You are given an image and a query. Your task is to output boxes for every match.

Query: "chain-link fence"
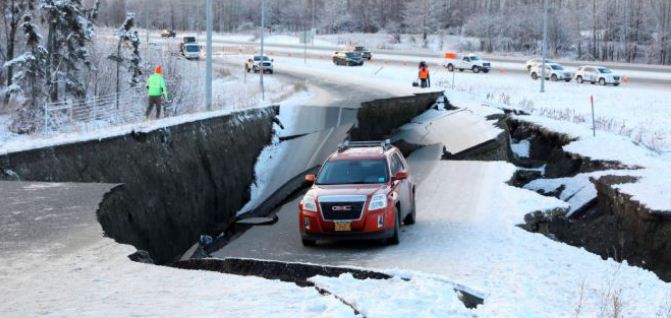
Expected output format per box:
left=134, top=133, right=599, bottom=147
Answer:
left=42, top=93, right=145, bottom=136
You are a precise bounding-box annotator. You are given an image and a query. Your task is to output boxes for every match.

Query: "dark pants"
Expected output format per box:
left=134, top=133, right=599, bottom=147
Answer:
left=420, top=78, right=428, bottom=88
left=146, top=96, right=162, bottom=119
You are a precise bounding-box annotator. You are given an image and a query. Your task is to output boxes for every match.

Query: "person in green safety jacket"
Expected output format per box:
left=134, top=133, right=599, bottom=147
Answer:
left=146, top=65, right=168, bottom=119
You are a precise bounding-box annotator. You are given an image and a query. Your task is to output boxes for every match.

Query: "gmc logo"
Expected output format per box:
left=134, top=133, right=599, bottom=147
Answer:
left=331, top=205, right=352, bottom=212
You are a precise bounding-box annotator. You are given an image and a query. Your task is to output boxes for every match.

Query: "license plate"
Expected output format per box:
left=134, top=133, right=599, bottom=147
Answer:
left=334, top=222, right=351, bottom=232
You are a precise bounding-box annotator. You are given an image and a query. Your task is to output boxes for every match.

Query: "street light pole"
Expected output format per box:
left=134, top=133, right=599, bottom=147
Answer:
left=540, top=0, right=548, bottom=93
left=206, top=0, right=213, bottom=110
left=260, top=0, right=266, bottom=100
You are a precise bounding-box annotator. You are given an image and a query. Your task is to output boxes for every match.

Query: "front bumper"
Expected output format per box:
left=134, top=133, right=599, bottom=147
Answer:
left=299, top=203, right=396, bottom=241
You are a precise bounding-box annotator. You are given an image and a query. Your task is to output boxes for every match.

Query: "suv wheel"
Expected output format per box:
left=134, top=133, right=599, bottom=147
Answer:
left=301, top=238, right=316, bottom=247
left=472, top=66, right=480, bottom=73
left=551, top=74, right=558, bottom=81
left=387, top=206, right=401, bottom=245
left=447, top=64, right=454, bottom=72
left=576, top=76, right=583, bottom=83
left=531, top=72, right=538, bottom=80
left=599, top=78, right=607, bottom=86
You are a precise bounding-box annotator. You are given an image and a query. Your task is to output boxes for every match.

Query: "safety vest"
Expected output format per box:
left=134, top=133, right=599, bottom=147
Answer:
left=147, top=74, right=168, bottom=98
left=419, top=67, right=430, bottom=79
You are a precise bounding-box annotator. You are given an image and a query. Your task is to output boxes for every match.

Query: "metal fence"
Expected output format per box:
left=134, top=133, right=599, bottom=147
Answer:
left=42, top=93, right=145, bottom=135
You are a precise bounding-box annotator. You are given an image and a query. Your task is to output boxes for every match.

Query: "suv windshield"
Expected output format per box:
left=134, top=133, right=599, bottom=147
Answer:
left=551, top=65, right=564, bottom=70
left=185, top=45, right=199, bottom=52
left=598, top=68, right=612, bottom=73
left=469, top=56, right=480, bottom=60
left=316, top=159, right=388, bottom=185
left=345, top=52, right=359, bottom=58
left=254, top=56, right=270, bottom=61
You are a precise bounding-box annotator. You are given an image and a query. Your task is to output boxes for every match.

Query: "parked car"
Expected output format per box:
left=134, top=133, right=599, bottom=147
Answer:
left=245, top=55, right=274, bottom=74
left=182, top=43, right=201, bottom=60
left=352, top=46, right=372, bottom=60
left=574, top=66, right=621, bottom=86
left=443, top=54, right=491, bottom=73
left=332, top=51, right=364, bottom=66
left=160, top=29, right=176, bottom=38
left=299, top=140, right=416, bottom=246
left=529, top=63, right=572, bottom=82
left=525, top=58, right=554, bottom=71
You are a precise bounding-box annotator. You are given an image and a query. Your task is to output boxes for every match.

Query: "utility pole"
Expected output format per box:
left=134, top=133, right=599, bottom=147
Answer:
left=260, top=0, right=266, bottom=100
left=206, top=0, right=213, bottom=110
left=541, top=0, right=548, bottom=93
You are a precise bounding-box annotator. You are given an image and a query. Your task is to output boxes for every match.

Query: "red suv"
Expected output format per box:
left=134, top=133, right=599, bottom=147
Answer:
left=299, top=140, right=416, bottom=246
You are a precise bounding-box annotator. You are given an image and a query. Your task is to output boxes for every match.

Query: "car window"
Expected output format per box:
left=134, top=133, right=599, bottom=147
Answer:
left=598, top=68, right=612, bottom=74
left=463, top=57, right=470, bottom=62
left=551, top=65, right=563, bottom=70
left=393, top=153, right=405, bottom=170
left=470, top=56, right=480, bottom=60
left=316, top=159, right=389, bottom=185
left=390, top=154, right=405, bottom=175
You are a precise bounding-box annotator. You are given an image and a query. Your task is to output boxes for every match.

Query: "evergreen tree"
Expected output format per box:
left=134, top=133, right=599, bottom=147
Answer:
left=108, top=12, right=142, bottom=109
left=40, top=0, right=97, bottom=102
left=4, top=12, right=48, bottom=133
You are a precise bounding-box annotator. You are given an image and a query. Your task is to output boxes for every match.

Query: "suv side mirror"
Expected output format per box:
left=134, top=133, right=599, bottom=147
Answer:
left=305, top=174, right=316, bottom=183
left=393, top=171, right=408, bottom=181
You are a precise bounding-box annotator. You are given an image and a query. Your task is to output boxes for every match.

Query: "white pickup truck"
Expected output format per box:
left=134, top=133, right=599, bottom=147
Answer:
left=443, top=54, right=492, bottom=73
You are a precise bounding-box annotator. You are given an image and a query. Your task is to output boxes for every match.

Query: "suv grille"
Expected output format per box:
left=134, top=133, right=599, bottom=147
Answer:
left=613, top=76, right=620, bottom=81
left=320, top=202, right=364, bottom=220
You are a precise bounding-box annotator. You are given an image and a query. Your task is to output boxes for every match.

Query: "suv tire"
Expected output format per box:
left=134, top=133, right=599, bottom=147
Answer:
left=599, top=78, right=607, bottom=86
left=531, top=72, right=538, bottom=80
left=387, top=207, right=401, bottom=245
left=551, top=74, right=558, bottom=81
left=302, top=238, right=316, bottom=247
left=576, top=76, right=583, bottom=83
left=403, top=193, right=416, bottom=225
left=447, top=64, right=454, bottom=72
left=472, top=66, right=480, bottom=73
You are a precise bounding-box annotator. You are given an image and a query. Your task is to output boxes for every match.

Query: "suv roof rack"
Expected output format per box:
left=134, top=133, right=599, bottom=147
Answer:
left=337, top=139, right=392, bottom=152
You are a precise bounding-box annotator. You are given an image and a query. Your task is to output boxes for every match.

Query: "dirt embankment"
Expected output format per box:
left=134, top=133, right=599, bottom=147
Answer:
left=505, top=118, right=671, bottom=281
left=0, top=107, right=278, bottom=264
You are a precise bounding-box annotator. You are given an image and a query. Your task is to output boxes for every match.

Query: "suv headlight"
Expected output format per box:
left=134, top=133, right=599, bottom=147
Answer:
left=302, top=195, right=318, bottom=212
left=368, top=193, right=388, bottom=211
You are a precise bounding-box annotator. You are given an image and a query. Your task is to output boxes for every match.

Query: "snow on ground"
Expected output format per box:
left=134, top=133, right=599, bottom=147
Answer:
left=377, top=158, right=671, bottom=317
left=310, top=274, right=475, bottom=317
left=514, top=114, right=671, bottom=213
left=0, top=237, right=354, bottom=318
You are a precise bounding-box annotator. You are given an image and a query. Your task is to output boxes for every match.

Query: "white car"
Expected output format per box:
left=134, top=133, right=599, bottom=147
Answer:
left=574, top=66, right=621, bottom=86
left=245, top=55, right=274, bottom=74
left=525, top=58, right=554, bottom=71
left=182, top=43, right=201, bottom=60
left=444, top=54, right=491, bottom=73
left=529, top=63, right=572, bottom=82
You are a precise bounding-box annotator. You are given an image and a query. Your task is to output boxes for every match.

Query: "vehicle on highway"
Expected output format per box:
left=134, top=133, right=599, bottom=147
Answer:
left=299, top=140, right=416, bottom=246
left=351, top=46, right=372, bottom=60
left=443, top=54, right=491, bottom=73
left=529, top=63, right=573, bottom=82
left=332, top=51, right=364, bottom=66
left=245, top=55, right=274, bottom=74
left=179, top=36, right=196, bottom=51
left=574, top=66, right=621, bottom=86
left=525, top=58, right=554, bottom=71
left=161, top=29, right=176, bottom=38
left=182, top=43, right=201, bottom=60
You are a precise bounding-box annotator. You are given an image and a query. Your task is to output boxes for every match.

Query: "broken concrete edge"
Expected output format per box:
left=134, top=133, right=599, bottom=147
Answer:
left=172, top=257, right=484, bottom=309
left=591, top=175, right=671, bottom=218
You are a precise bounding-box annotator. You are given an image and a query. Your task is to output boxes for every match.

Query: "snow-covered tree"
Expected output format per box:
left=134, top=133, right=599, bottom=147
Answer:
left=2, top=0, right=36, bottom=102
left=109, top=13, right=141, bottom=94
left=40, top=0, right=97, bottom=102
left=4, top=13, right=48, bottom=133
